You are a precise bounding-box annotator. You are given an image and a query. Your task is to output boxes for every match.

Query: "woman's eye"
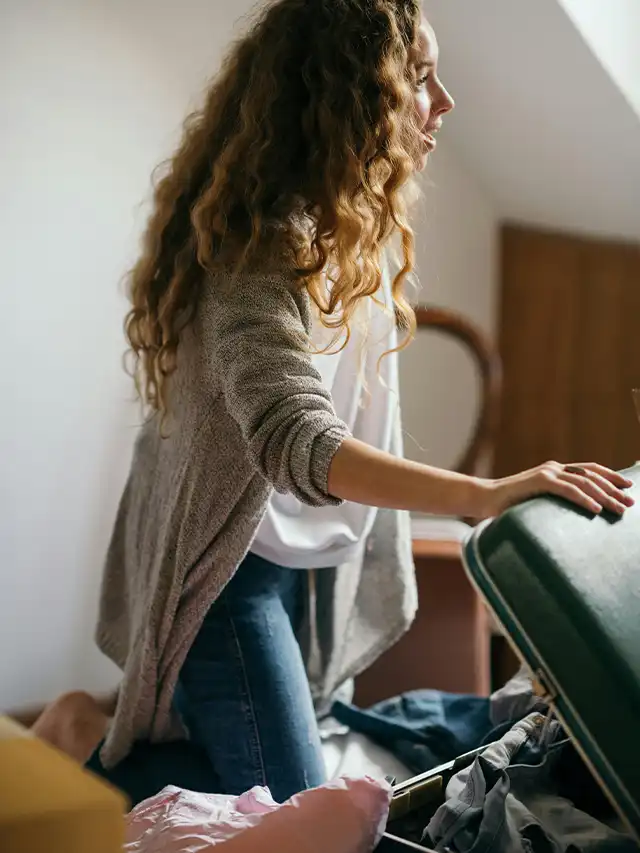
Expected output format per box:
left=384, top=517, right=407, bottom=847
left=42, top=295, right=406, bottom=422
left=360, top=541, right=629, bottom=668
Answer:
left=416, top=75, right=429, bottom=88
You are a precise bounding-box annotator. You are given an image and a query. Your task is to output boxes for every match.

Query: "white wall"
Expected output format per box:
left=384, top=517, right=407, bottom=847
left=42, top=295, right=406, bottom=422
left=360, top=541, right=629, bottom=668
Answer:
left=0, top=0, right=497, bottom=711
left=400, top=145, right=498, bottom=470
left=0, top=0, right=258, bottom=711
left=558, top=0, right=640, bottom=117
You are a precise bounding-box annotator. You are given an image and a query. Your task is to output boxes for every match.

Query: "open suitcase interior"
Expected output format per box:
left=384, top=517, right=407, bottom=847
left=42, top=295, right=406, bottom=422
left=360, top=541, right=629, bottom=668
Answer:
left=379, top=734, right=635, bottom=852
left=377, top=464, right=640, bottom=852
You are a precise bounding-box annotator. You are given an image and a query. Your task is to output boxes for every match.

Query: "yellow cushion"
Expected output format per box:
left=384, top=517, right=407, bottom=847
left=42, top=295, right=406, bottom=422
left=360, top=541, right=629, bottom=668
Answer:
left=0, top=716, right=126, bottom=852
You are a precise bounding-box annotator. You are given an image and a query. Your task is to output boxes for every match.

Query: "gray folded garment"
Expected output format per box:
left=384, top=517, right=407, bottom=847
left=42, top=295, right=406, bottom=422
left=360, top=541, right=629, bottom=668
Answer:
left=424, top=713, right=637, bottom=853
left=489, top=665, right=547, bottom=727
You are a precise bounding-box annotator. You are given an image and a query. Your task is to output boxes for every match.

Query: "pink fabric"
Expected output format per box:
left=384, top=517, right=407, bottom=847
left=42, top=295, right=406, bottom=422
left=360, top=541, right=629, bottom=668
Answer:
left=125, top=776, right=392, bottom=853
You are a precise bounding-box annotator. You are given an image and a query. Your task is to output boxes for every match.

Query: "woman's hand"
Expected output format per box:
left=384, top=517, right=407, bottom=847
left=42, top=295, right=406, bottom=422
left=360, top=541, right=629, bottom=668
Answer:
left=484, top=462, right=635, bottom=519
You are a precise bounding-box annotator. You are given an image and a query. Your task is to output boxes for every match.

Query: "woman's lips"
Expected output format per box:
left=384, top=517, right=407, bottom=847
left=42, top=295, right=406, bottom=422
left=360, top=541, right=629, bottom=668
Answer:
left=421, top=122, right=442, bottom=154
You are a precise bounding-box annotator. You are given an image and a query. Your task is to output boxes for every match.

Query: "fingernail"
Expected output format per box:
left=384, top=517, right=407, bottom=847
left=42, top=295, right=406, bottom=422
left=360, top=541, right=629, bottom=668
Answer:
left=624, top=495, right=635, bottom=506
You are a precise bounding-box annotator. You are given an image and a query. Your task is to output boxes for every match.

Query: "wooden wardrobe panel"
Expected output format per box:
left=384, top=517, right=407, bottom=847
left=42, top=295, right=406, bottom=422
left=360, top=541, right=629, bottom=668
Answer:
left=617, top=246, right=640, bottom=456
left=495, top=225, right=640, bottom=477
left=497, top=227, right=581, bottom=475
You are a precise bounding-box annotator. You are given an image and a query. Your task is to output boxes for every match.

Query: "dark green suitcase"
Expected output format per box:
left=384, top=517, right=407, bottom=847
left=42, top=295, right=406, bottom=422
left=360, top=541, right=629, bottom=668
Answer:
left=379, top=463, right=640, bottom=850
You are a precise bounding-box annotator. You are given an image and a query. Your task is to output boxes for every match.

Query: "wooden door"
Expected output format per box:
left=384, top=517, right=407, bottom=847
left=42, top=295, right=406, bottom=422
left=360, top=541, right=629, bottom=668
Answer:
left=495, top=225, right=640, bottom=476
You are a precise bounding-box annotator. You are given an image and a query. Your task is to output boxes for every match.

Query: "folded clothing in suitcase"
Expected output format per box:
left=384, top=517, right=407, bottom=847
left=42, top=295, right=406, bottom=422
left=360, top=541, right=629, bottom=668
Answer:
left=378, top=463, right=640, bottom=852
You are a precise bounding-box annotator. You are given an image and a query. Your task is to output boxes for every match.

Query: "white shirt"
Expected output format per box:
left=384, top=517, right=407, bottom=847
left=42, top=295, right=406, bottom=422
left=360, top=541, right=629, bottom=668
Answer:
left=251, top=262, right=399, bottom=569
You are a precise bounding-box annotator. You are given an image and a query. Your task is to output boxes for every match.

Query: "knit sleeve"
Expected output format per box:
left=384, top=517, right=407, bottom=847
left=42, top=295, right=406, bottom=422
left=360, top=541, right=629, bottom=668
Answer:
left=202, top=270, right=350, bottom=506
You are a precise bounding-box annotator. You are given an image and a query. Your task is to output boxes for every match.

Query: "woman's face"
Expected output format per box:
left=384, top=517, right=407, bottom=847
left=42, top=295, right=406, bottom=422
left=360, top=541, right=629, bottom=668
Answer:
left=411, top=17, right=455, bottom=171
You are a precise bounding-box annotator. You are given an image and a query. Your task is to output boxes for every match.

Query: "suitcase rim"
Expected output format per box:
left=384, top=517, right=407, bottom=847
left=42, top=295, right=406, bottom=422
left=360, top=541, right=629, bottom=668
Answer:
left=463, top=515, right=639, bottom=840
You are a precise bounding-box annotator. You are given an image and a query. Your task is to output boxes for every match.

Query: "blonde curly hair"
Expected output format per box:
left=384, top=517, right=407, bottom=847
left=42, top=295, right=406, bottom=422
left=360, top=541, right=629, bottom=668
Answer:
left=126, top=0, right=423, bottom=414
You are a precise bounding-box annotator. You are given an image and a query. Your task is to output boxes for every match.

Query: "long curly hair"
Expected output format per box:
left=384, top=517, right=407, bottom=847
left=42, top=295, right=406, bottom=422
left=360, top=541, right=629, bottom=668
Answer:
left=126, top=0, right=423, bottom=414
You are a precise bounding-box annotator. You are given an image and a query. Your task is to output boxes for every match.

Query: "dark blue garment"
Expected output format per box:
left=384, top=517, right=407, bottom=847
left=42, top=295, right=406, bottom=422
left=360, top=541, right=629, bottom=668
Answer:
left=332, top=690, right=495, bottom=775
left=86, top=739, right=218, bottom=809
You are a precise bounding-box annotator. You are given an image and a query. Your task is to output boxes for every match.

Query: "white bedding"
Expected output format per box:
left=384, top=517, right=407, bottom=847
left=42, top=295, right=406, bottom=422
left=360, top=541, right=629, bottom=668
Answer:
left=321, top=718, right=413, bottom=784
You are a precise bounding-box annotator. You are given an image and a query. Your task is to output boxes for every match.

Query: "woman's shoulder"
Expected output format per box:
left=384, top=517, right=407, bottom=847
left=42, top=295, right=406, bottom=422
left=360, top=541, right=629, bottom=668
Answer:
left=201, top=260, right=311, bottom=329
left=209, top=261, right=300, bottom=292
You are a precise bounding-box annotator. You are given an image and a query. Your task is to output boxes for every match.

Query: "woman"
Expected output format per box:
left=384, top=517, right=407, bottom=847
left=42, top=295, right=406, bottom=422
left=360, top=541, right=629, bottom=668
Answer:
left=95, top=0, right=633, bottom=803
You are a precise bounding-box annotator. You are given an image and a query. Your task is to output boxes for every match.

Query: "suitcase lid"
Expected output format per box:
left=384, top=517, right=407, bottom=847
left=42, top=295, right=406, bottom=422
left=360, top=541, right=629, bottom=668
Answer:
left=463, top=464, right=640, bottom=837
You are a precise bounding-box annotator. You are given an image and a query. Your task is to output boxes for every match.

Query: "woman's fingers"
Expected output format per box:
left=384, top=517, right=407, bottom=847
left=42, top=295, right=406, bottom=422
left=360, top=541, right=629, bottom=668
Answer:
left=549, top=480, right=604, bottom=515
left=558, top=471, right=627, bottom=515
left=576, top=467, right=635, bottom=507
left=561, top=465, right=634, bottom=509
left=576, top=463, right=634, bottom=492
left=490, top=461, right=634, bottom=518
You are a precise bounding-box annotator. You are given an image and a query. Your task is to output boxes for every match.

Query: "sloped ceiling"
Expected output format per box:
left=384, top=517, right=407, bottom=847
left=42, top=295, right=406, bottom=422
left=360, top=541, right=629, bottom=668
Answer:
left=558, top=0, right=640, bottom=118
left=426, top=0, right=640, bottom=242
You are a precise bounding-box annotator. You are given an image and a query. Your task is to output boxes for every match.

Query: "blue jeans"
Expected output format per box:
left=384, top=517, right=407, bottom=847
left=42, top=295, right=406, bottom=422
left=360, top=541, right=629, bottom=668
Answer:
left=87, top=553, right=326, bottom=806
left=176, top=552, right=326, bottom=802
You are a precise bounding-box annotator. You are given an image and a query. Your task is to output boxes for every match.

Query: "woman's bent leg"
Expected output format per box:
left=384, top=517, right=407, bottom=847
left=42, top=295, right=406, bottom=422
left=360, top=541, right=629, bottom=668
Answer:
left=178, top=554, right=326, bottom=802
